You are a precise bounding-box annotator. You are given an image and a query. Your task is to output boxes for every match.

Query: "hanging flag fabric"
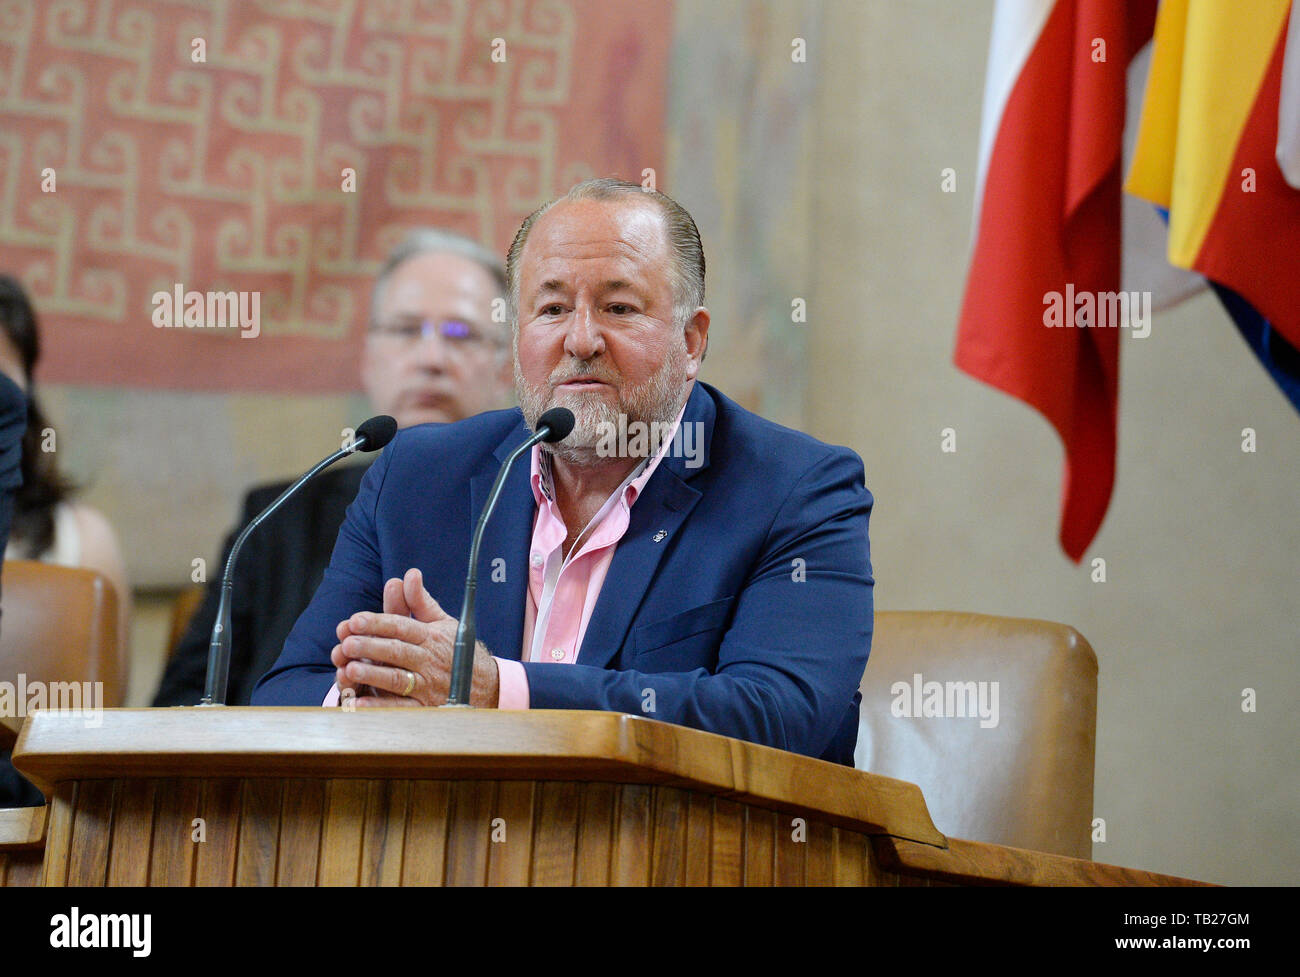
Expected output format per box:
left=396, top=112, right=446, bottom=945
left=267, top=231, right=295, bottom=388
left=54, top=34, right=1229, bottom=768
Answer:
left=956, top=0, right=1158, bottom=562
left=1212, top=282, right=1300, bottom=409
left=1276, top=1, right=1300, bottom=188
left=1126, top=0, right=1300, bottom=410
left=1122, top=43, right=1207, bottom=311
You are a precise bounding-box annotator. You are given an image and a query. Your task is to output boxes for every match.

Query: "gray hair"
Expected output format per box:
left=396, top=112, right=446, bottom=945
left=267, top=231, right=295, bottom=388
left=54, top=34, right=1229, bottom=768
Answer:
left=370, top=227, right=507, bottom=336
left=505, top=179, right=706, bottom=333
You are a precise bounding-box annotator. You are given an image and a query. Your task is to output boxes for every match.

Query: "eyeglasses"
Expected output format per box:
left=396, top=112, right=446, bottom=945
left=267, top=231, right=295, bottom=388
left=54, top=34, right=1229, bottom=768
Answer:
left=368, top=317, right=501, bottom=350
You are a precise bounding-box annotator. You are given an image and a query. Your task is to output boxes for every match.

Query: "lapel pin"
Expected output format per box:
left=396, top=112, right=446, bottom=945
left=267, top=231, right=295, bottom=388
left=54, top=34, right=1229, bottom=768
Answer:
left=653, top=530, right=667, bottom=543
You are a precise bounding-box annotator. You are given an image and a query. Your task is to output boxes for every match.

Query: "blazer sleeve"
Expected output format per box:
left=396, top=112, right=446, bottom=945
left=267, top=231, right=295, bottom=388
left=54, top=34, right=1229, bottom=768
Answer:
left=250, top=443, right=395, bottom=705
left=521, top=446, right=874, bottom=761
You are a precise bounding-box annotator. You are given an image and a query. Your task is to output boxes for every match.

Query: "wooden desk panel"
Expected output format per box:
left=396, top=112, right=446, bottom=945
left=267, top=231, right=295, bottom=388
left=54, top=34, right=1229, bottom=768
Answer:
left=36, top=776, right=906, bottom=886
left=0, top=804, right=46, bottom=887
left=7, top=709, right=1211, bottom=887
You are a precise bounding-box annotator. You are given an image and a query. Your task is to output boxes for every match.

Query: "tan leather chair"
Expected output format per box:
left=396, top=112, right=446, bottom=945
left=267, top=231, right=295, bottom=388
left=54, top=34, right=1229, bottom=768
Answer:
left=165, top=585, right=204, bottom=662
left=857, top=611, right=1097, bottom=859
left=0, top=560, right=125, bottom=713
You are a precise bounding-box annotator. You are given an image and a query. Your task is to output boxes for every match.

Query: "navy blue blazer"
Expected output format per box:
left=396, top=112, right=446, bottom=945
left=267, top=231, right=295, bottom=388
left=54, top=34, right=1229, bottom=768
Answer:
left=252, top=381, right=874, bottom=764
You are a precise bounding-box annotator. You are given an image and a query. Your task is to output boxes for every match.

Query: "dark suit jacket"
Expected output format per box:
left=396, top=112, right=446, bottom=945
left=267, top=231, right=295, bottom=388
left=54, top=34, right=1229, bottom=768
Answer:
left=253, top=382, right=874, bottom=764
left=0, top=373, right=36, bottom=806
left=152, top=462, right=370, bottom=707
left=0, top=372, right=25, bottom=626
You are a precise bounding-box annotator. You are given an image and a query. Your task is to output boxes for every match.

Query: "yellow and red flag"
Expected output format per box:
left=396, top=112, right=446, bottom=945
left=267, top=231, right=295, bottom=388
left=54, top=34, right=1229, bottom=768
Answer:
left=1127, top=0, right=1300, bottom=409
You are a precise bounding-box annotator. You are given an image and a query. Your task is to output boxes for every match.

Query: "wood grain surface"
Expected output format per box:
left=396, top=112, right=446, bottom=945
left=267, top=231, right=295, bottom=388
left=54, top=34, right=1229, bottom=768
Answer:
left=11, top=708, right=945, bottom=845
left=873, top=836, right=1213, bottom=887
left=0, top=716, right=21, bottom=749
left=32, top=776, right=902, bottom=886
left=2, top=709, right=1212, bottom=886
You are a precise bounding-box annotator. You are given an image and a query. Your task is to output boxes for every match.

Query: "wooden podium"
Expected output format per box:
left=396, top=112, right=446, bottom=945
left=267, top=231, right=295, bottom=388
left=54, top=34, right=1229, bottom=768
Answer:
left=2, top=708, right=1205, bottom=886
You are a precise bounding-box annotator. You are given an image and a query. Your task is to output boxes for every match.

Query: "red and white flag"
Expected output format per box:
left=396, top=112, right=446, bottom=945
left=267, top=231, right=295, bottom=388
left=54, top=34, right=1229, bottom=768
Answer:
left=956, top=0, right=1158, bottom=561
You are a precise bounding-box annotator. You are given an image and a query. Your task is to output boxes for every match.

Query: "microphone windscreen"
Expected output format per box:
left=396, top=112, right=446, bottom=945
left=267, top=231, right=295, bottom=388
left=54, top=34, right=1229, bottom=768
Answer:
left=354, top=415, right=399, bottom=452
left=536, top=407, right=575, bottom=443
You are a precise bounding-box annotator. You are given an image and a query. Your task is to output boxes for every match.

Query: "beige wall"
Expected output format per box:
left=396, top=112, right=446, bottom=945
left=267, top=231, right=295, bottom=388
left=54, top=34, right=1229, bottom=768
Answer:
left=804, top=0, right=1298, bottom=885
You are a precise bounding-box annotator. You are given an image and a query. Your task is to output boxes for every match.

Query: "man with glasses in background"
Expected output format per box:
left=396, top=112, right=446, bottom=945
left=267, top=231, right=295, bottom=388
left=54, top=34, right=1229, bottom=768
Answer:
left=153, top=229, right=513, bottom=706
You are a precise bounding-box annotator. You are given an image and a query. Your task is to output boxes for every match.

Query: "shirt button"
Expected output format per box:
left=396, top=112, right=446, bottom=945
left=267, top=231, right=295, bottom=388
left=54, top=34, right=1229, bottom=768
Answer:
left=550, top=647, right=566, bottom=661
left=530, top=553, right=543, bottom=568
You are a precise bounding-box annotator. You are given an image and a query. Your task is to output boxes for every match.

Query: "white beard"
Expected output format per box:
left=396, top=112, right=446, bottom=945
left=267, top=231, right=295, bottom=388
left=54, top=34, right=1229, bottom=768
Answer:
left=515, top=339, right=690, bottom=465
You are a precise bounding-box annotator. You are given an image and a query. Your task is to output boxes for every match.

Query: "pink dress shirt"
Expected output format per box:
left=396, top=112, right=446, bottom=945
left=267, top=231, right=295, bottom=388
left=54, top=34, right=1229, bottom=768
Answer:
left=325, top=403, right=686, bottom=708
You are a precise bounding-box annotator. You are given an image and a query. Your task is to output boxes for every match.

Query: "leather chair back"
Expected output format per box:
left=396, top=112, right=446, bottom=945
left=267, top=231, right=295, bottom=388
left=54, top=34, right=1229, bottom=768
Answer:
left=166, top=585, right=204, bottom=662
left=0, top=560, right=125, bottom=709
left=857, top=611, right=1097, bottom=858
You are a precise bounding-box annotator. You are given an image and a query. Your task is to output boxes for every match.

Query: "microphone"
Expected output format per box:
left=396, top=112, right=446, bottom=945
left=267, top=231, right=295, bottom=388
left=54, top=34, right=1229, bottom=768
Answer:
left=446, top=407, right=575, bottom=705
left=199, top=415, right=398, bottom=706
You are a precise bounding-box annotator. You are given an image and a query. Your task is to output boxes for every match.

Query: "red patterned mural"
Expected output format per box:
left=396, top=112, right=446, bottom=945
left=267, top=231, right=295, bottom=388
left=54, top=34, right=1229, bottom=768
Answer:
left=0, top=0, right=672, bottom=391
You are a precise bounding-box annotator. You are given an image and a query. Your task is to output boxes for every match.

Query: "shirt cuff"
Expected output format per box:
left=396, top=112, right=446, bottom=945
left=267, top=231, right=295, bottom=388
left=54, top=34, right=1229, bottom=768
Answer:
left=323, top=684, right=340, bottom=707
left=494, top=657, right=530, bottom=710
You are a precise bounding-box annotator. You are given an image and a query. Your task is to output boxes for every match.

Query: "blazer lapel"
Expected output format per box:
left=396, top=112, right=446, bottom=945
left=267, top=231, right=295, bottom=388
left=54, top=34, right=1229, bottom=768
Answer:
left=469, top=423, right=535, bottom=663
left=577, top=383, right=716, bottom=669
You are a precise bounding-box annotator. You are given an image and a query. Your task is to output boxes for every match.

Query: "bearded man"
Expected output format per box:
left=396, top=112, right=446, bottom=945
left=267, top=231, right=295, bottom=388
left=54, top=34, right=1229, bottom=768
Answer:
left=253, top=179, right=874, bottom=765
